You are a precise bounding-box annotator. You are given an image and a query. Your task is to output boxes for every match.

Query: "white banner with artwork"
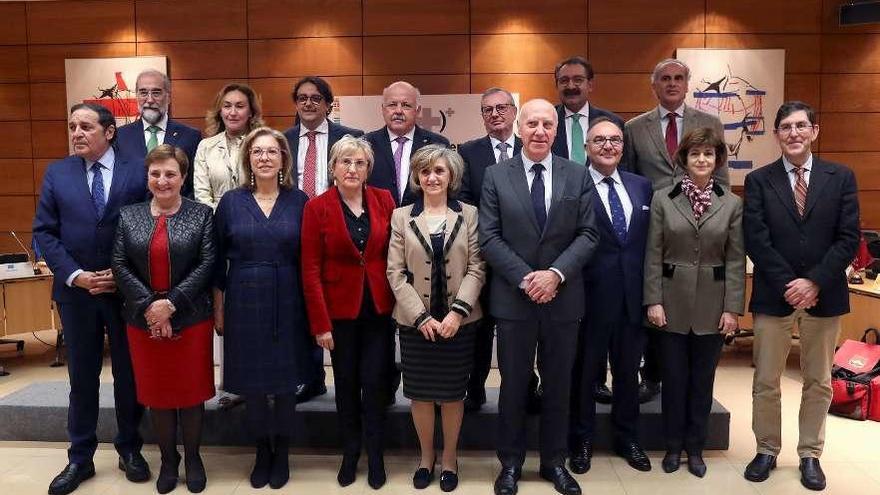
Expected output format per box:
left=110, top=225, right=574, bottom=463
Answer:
left=332, top=93, right=520, bottom=145
left=65, top=56, right=167, bottom=153
left=676, top=49, right=785, bottom=186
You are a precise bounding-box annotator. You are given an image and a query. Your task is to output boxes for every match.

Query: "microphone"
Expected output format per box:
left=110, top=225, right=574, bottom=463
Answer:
left=0, top=231, right=38, bottom=278
left=10, top=231, right=32, bottom=264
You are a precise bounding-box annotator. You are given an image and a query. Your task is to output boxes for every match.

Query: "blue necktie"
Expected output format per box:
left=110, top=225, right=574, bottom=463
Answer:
left=603, top=176, right=626, bottom=242
left=91, top=162, right=106, bottom=219
left=530, top=163, right=546, bottom=232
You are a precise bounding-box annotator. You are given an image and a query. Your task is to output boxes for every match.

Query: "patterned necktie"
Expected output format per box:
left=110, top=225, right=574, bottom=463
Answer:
left=665, top=112, right=679, bottom=159
left=793, top=167, right=808, bottom=217
left=530, top=163, right=547, bottom=232
left=146, top=125, right=160, bottom=152
left=570, top=114, right=586, bottom=164
left=303, top=130, right=318, bottom=198
left=603, top=176, right=627, bottom=242
left=392, top=135, right=408, bottom=201
left=91, top=162, right=106, bottom=219
left=496, top=142, right=510, bottom=163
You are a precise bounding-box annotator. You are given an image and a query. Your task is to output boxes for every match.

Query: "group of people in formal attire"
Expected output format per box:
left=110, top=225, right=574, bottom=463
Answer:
left=31, top=55, right=860, bottom=495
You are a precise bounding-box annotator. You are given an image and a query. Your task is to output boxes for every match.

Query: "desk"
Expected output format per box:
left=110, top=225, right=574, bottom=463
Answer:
left=0, top=270, right=62, bottom=375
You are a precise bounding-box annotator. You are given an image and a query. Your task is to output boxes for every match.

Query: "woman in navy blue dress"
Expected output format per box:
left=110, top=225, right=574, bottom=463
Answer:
left=213, top=127, right=312, bottom=490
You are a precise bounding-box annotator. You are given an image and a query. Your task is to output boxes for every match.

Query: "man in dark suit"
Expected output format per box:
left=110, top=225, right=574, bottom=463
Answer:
left=283, top=76, right=364, bottom=404
left=551, top=56, right=624, bottom=165
left=33, top=103, right=150, bottom=495
left=568, top=117, right=654, bottom=475
left=366, top=81, right=450, bottom=206
left=743, top=101, right=860, bottom=491
left=481, top=99, right=599, bottom=495
left=115, top=69, right=201, bottom=197
left=457, top=87, right=522, bottom=413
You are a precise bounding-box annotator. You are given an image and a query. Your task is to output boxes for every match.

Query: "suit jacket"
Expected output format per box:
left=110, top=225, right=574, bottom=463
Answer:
left=551, top=103, right=624, bottom=163
left=300, top=186, right=396, bottom=335
left=115, top=118, right=201, bottom=197
left=192, top=132, right=239, bottom=210
left=365, top=125, right=450, bottom=206
left=622, top=105, right=728, bottom=190
left=387, top=198, right=485, bottom=328
left=743, top=157, right=860, bottom=317
left=583, top=171, right=653, bottom=327
left=457, top=134, right=523, bottom=206
left=283, top=120, right=364, bottom=183
left=478, top=154, right=600, bottom=321
left=643, top=181, right=745, bottom=335
left=33, top=154, right=149, bottom=303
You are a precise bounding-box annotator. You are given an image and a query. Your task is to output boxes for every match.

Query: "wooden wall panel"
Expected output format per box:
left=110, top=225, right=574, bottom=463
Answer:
left=590, top=74, right=655, bottom=114
left=859, top=192, right=880, bottom=229
left=785, top=74, right=820, bottom=106
left=262, top=116, right=293, bottom=132
left=471, top=0, right=588, bottom=34
left=706, top=0, right=822, bottom=34
left=0, top=159, right=34, bottom=195
left=0, top=122, right=32, bottom=158
left=363, top=0, right=468, bottom=35
left=821, top=35, right=880, bottom=73
left=589, top=0, right=705, bottom=33
left=821, top=75, right=880, bottom=112
left=471, top=34, right=586, bottom=74
left=0, top=84, right=30, bottom=121
left=30, top=121, right=68, bottom=159
left=28, top=43, right=137, bottom=83
left=175, top=118, right=205, bottom=134
left=247, top=0, right=362, bottom=38
left=363, top=75, right=470, bottom=96
left=0, top=46, right=29, bottom=83
left=33, top=158, right=52, bottom=193
left=249, top=38, right=363, bottom=77
left=0, top=196, right=36, bottom=231
left=820, top=152, right=880, bottom=190
left=250, top=77, right=363, bottom=117
left=363, top=36, right=469, bottom=75
left=26, top=0, right=135, bottom=44
left=470, top=74, right=557, bottom=103
left=167, top=80, right=232, bottom=120
left=590, top=34, right=704, bottom=73
left=135, top=0, right=246, bottom=41
left=29, top=83, right=67, bottom=121
left=819, top=113, right=880, bottom=152
left=0, top=3, right=27, bottom=44
left=137, top=41, right=248, bottom=80
left=704, top=34, right=821, bottom=73
left=0, top=232, right=34, bottom=254
left=822, top=0, right=880, bottom=34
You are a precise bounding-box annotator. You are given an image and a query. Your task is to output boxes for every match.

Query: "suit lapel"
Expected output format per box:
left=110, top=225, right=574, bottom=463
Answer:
left=591, top=185, right=618, bottom=244
left=766, top=159, right=801, bottom=223
left=548, top=156, right=567, bottom=216
left=552, top=106, right=568, bottom=157
left=75, top=157, right=92, bottom=205
left=331, top=187, right=367, bottom=259
left=289, top=124, right=302, bottom=165
left=513, top=137, right=523, bottom=156
left=681, top=106, right=698, bottom=137
left=103, top=158, right=131, bottom=220
left=164, top=120, right=181, bottom=148
left=480, top=136, right=496, bottom=165
left=697, top=192, right=723, bottom=227
left=671, top=192, right=698, bottom=230
left=507, top=157, right=541, bottom=235
left=646, top=109, right=674, bottom=169
left=376, top=128, right=399, bottom=201
left=619, top=173, right=643, bottom=245
left=803, top=159, right=831, bottom=220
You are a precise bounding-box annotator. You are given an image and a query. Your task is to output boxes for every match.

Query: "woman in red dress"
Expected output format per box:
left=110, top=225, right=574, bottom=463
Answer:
left=112, top=144, right=216, bottom=494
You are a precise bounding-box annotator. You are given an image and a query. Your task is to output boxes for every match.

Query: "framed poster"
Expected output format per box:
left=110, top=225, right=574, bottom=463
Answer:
left=676, top=49, right=784, bottom=185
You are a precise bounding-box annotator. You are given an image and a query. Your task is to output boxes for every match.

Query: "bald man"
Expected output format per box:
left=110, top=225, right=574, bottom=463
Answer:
left=479, top=99, right=599, bottom=495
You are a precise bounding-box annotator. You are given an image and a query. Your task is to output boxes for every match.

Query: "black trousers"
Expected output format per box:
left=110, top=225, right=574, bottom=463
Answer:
left=244, top=393, right=296, bottom=438
left=496, top=316, right=578, bottom=468
left=330, top=315, right=393, bottom=457
left=641, top=326, right=663, bottom=384
left=59, top=299, right=144, bottom=464
left=659, top=331, right=723, bottom=455
left=466, top=285, right=495, bottom=401
left=304, top=340, right=327, bottom=387
left=570, top=315, right=644, bottom=445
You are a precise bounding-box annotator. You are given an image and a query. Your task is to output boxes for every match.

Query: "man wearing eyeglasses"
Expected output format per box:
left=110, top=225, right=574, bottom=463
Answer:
left=282, top=76, right=364, bottom=404
left=551, top=56, right=624, bottom=165
left=366, top=81, right=450, bottom=206
left=116, top=69, right=201, bottom=197
left=743, top=101, right=859, bottom=491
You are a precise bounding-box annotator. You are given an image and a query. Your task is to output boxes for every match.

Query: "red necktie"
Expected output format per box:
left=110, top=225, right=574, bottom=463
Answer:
left=303, top=130, right=318, bottom=198
left=793, top=167, right=808, bottom=217
left=665, top=112, right=679, bottom=159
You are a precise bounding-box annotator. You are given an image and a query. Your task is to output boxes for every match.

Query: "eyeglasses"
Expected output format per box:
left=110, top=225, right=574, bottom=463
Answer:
left=337, top=158, right=369, bottom=170
left=136, top=89, right=165, bottom=99
left=589, top=136, right=624, bottom=148
left=481, top=104, right=515, bottom=116
left=295, top=94, right=325, bottom=105
left=250, top=147, right=281, bottom=158
left=556, top=76, right=589, bottom=86
left=776, top=121, right=815, bottom=135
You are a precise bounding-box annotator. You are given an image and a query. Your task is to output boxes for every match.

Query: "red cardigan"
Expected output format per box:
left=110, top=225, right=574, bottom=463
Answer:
left=301, top=186, right=396, bottom=335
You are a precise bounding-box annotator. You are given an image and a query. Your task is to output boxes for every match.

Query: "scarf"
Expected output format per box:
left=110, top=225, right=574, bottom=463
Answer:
left=681, top=175, right=714, bottom=221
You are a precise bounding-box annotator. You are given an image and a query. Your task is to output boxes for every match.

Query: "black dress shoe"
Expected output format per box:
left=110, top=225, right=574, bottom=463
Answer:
left=250, top=438, right=273, bottom=488
left=295, top=381, right=327, bottom=404
left=637, top=380, right=661, bottom=404
left=615, top=442, right=651, bottom=472
left=594, top=383, right=613, bottom=405
left=439, top=463, right=459, bottom=492
left=367, top=455, right=386, bottom=489
left=662, top=451, right=681, bottom=473
left=494, top=466, right=521, bottom=495
left=185, top=454, right=207, bottom=493
left=568, top=439, right=593, bottom=474
left=337, top=454, right=359, bottom=487
left=412, top=460, right=435, bottom=489
left=156, top=453, right=180, bottom=494
left=744, top=453, right=777, bottom=482
left=799, top=457, right=826, bottom=491
left=539, top=465, right=582, bottom=495
left=686, top=454, right=706, bottom=478
left=118, top=452, right=151, bottom=482
left=48, top=462, right=96, bottom=495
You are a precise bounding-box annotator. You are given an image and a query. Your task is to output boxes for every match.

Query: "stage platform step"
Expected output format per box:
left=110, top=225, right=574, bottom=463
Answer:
left=0, top=382, right=729, bottom=450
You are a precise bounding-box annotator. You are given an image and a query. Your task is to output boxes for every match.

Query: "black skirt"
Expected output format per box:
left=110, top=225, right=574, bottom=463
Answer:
left=399, top=321, right=477, bottom=402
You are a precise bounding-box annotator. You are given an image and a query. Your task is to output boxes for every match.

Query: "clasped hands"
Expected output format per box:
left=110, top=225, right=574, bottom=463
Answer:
left=647, top=304, right=739, bottom=335
left=144, top=299, right=176, bottom=339
left=74, top=269, right=116, bottom=295
left=521, top=270, right=561, bottom=304
left=784, top=278, right=819, bottom=310
left=418, top=312, right=463, bottom=342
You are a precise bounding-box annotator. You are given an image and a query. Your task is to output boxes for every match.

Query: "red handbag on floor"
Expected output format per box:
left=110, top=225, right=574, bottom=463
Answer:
left=830, top=329, right=880, bottom=421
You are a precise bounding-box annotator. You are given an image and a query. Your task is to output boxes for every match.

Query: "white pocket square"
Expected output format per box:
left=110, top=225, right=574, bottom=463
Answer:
left=641, top=205, right=650, bottom=211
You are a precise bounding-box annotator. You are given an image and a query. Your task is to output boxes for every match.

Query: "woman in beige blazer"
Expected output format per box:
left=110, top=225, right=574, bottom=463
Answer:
left=193, top=83, right=264, bottom=210
left=643, top=127, right=745, bottom=478
left=387, top=145, right=485, bottom=491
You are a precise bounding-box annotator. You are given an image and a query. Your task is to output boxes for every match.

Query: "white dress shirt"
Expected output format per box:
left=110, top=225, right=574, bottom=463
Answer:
left=564, top=103, right=590, bottom=159
left=141, top=113, right=168, bottom=148
left=68, top=146, right=116, bottom=287
left=296, top=118, right=330, bottom=194
left=658, top=104, right=686, bottom=146
left=389, top=127, right=416, bottom=202
left=782, top=153, right=813, bottom=190
left=489, top=134, right=517, bottom=163
left=589, top=165, right=633, bottom=229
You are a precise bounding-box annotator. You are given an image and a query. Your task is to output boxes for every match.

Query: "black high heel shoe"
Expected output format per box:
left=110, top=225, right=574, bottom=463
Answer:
left=367, top=455, right=386, bottom=490
left=337, top=454, right=359, bottom=487
left=184, top=454, right=207, bottom=493
left=662, top=451, right=681, bottom=473
left=439, top=462, right=459, bottom=492
left=412, top=456, right=436, bottom=489
left=156, top=452, right=181, bottom=495
left=687, top=454, right=707, bottom=478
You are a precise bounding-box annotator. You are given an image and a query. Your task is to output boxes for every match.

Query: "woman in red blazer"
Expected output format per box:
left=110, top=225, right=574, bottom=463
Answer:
left=300, top=135, right=396, bottom=489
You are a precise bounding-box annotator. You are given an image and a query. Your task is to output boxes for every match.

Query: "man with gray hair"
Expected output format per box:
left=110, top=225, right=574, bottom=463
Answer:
left=116, top=69, right=201, bottom=197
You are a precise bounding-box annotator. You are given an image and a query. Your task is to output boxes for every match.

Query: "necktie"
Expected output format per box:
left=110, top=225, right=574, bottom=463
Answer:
left=392, top=135, right=408, bottom=201
left=603, top=176, right=627, bottom=242
left=91, top=162, right=106, bottom=219
left=496, top=142, right=510, bottom=163
left=146, top=125, right=160, bottom=152
left=530, top=163, right=547, bottom=232
left=665, top=112, right=679, bottom=159
left=570, top=114, right=586, bottom=164
left=302, top=130, right=318, bottom=198
left=793, top=167, right=808, bottom=217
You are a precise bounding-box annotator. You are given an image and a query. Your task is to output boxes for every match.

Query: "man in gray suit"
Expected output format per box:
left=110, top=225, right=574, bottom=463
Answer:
left=621, top=58, right=728, bottom=403
left=480, top=99, right=599, bottom=495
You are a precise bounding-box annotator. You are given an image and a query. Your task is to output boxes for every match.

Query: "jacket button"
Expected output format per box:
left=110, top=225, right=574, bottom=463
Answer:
left=692, top=260, right=698, bottom=265
left=693, top=247, right=698, bottom=253
left=424, top=277, right=429, bottom=281
left=422, top=294, right=429, bottom=298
